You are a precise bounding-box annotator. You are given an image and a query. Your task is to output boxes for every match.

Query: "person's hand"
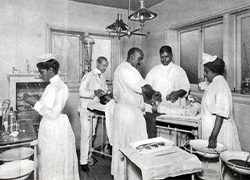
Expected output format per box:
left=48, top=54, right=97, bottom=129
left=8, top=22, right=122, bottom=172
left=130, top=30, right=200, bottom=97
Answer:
left=188, top=95, right=202, bottom=104
left=33, top=94, right=41, bottom=100
left=94, top=89, right=106, bottom=98
left=208, top=135, right=217, bottom=148
left=151, top=104, right=158, bottom=113
left=166, top=91, right=179, bottom=103
left=23, top=93, right=37, bottom=106
left=152, top=91, right=162, bottom=103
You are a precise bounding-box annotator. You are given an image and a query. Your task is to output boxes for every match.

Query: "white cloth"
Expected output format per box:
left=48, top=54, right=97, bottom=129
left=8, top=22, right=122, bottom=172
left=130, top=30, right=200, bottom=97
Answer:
left=33, top=75, right=79, bottom=180
left=157, top=102, right=200, bottom=117
left=201, top=75, right=241, bottom=180
left=104, top=99, right=116, bottom=146
left=120, top=145, right=202, bottom=180
left=111, top=62, right=148, bottom=180
left=78, top=68, right=108, bottom=165
left=145, top=62, right=190, bottom=106
left=202, top=53, right=217, bottom=64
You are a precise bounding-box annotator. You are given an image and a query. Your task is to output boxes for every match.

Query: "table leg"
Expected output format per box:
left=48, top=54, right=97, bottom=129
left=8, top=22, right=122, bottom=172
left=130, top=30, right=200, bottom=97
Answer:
left=34, top=144, right=38, bottom=180
left=191, top=174, right=195, bottom=180
left=30, top=139, right=38, bottom=180
left=89, top=115, right=93, bottom=161
left=220, top=158, right=225, bottom=180
left=124, top=155, right=128, bottom=180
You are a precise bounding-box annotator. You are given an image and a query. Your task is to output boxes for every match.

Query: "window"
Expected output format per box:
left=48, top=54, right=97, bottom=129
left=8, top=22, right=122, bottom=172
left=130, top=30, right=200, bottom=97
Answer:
left=46, top=25, right=118, bottom=84
left=91, top=35, right=113, bottom=81
left=178, top=21, right=223, bottom=84
left=51, top=30, right=83, bottom=83
left=236, top=12, right=250, bottom=88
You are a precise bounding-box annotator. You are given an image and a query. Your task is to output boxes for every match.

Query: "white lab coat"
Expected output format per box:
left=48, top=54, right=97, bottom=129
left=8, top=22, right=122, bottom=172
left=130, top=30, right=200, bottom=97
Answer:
left=78, top=68, right=108, bottom=165
left=111, top=62, right=148, bottom=180
left=145, top=62, right=190, bottom=106
left=34, top=75, right=79, bottom=180
left=200, top=75, right=241, bottom=180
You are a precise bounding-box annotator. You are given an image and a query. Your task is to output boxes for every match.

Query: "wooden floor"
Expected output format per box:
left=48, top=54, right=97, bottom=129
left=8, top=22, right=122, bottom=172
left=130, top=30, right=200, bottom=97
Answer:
left=78, top=151, right=113, bottom=180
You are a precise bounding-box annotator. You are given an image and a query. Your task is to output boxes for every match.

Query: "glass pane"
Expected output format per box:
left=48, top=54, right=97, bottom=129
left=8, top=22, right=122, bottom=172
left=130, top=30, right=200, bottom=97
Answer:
left=241, top=16, right=250, bottom=81
left=204, top=23, right=223, bottom=59
left=180, top=30, right=199, bottom=84
left=52, top=33, right=81, bottom=82
left=92, top=37, right=112, bottom=81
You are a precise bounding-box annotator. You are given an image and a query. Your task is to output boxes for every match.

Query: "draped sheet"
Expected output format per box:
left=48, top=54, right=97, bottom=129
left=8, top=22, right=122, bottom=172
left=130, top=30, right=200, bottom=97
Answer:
left=120, top=145, right=202, bottom=180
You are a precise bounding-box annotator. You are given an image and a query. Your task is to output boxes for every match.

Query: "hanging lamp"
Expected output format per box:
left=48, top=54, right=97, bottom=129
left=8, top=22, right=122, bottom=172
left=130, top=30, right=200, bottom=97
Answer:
left=128, top=0, right=157, bottom=27
left=106, top=14, right=128, bottom=33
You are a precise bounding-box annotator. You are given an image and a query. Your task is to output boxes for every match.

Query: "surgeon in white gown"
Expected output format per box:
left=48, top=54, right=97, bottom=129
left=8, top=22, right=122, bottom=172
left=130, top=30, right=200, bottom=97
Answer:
left=111, top=47, right=159, bottom=180
left=24, top=54, right=79, bottom=180
left=144, top=45, right=190, bottom=138
left=145, top=45, right=190, bottom=106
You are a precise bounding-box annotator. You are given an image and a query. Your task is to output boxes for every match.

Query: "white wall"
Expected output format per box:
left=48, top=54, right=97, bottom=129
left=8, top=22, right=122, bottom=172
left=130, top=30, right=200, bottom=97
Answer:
left=2, top=0, right=250, bottom=151
left=0, top=0, right=132, bottom=102
left=0, top=0, right=139, bottom=148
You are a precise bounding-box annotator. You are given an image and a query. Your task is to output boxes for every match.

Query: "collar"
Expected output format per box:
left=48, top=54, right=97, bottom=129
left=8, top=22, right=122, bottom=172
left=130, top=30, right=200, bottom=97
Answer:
left=94, top=68, right=101, bottom=75
left=50, top=74, right=60, bottom=83
left=160, top=61, right=173, bottom=68
left=212, top=75, right=223, bottom=82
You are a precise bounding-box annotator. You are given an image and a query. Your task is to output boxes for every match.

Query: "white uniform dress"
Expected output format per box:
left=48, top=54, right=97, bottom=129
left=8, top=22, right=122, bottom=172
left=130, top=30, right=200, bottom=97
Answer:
left=145, top=62, right=190, bottom=106
left=78, top=68, right=108, bottom=165
left=201, top=75, right=241, bottom=180
left=33, top=75, right=79, bottom=180
left=111, top=62, right=148, bottom=180
left=201, top=75, right=241, bottom=150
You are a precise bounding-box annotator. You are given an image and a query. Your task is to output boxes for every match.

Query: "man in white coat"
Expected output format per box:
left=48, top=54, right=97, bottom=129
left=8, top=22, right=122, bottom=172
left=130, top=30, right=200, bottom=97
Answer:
left=145, top=45, right=190, bottom=105
left=144, top=45, right=190, bottom=137
left=111, top=47, right=159, bottom=180
left=78, top=56, right=109, bottom=172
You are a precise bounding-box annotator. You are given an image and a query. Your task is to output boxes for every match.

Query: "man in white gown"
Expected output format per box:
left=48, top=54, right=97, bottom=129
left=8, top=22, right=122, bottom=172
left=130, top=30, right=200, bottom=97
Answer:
left=111, top=47, right=159, bottom=180
left=78, top=56, right=109, bottom=171
left=144, top=45, right=190, bottom=137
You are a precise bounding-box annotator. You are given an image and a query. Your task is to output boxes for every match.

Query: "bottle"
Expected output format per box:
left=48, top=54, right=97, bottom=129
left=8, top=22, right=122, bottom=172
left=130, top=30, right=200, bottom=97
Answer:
left=8, top=107, right=16, bottom=133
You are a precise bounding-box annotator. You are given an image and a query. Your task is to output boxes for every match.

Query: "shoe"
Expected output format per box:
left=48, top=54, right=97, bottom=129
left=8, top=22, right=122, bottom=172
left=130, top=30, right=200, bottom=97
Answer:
left=88, top=156, right=97, bottom=166
left=81, top=164, right=89, bottom=172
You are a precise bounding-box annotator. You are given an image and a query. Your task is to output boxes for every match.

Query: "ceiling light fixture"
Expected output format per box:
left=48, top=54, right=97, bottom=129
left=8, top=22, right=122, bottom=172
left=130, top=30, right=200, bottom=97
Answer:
left=128, top=0, right=157, bottom=27
left=106, top=0, right=151, bottom=40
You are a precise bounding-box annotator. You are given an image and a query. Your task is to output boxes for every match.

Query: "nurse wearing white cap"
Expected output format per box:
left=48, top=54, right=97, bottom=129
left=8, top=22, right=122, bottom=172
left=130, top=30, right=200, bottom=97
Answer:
left=197, top=53, right=241, bottom=179
left=23, top=54, right=80, bottom=180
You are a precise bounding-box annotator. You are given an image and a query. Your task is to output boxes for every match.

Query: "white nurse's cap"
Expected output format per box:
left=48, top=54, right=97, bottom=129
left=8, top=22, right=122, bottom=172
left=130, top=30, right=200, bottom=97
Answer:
left=202, top=53, right=217, bottom=65
left=37, top=53, right=55, bottom=63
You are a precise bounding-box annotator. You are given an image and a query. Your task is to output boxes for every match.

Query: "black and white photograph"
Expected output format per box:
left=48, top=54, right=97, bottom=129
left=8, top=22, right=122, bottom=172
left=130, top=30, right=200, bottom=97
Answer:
left=0, top=0, right=250, bottom=179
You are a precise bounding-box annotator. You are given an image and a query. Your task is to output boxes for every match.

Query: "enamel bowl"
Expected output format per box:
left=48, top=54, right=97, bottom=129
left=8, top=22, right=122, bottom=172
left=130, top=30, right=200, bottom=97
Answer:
left=0, top=160, right=34, bottom=180
left=0, top=147, right=34, bottom=163
left=220, top=151, right=250, bottom=175
left=189, top=139, right=227, bottom=158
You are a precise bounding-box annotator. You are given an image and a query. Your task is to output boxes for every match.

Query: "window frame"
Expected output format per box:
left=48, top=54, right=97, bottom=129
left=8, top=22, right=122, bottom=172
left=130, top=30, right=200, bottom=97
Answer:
left=236, top=11, right=250, bottom=90
left=177, top=20, right=223, bottom=90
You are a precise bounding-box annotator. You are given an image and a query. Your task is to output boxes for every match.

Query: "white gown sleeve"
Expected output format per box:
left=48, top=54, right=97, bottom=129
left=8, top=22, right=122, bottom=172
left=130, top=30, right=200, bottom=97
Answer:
left=79, top=73, right=95, bottom=98
left=34, top=86, right=68, bottom=120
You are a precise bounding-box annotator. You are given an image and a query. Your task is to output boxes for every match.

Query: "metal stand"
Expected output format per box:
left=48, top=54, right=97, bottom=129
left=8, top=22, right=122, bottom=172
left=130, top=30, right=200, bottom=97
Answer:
left=89, top=111, right=111, bottom=158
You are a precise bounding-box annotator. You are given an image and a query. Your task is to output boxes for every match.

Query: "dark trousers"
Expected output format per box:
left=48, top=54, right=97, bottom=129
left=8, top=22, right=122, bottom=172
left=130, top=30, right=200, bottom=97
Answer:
left=144, top=112, right=160, bottom=138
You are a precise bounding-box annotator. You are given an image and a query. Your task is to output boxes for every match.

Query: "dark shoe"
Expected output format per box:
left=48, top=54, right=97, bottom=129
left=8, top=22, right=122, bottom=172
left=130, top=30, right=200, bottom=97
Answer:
left=88, top=156, right=97, bottom=166
left=81, top=164, right=89, bottom=172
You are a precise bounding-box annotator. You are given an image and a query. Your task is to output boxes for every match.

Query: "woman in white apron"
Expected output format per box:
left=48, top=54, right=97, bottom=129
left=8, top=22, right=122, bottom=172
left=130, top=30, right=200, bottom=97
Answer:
left=24, top=54, right=79, bottom=180
left=194, top=53, right=241, bottom=180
